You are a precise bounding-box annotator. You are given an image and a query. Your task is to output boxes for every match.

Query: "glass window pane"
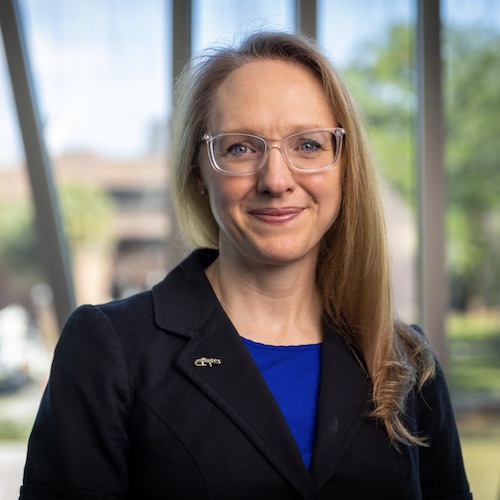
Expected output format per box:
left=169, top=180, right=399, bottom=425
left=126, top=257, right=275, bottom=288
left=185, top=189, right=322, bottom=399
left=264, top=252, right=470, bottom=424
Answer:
left=20, top=0, right=170, bottom=160
left=0, top=25, right=56, bottom=497
left=19, top=0, right=173, bottom=304
left=192, top=0, right=295, bottom=52
left=1, top=2, right=171, bottom=492
left=318, top=0, right=418, bottom=322
left=442, top=1, right=500, bottom=498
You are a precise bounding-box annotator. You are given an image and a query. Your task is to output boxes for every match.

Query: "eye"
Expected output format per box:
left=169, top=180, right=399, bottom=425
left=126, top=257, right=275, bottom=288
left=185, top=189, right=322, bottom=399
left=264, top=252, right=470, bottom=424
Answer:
left=215, top=134, right=264, bottom=160
left=297, top=139, right=321, bottom=153
left=226, top=142, right=254, bottom=156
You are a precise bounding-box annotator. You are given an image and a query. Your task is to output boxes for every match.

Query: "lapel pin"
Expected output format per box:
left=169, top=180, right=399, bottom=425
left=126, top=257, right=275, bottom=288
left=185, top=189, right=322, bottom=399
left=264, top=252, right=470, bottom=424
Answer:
left=194, top=357, right=222, bottom=367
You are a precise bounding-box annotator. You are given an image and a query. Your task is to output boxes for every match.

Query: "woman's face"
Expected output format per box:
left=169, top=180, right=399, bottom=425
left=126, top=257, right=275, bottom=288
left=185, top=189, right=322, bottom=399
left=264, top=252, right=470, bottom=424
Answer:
left=199, top=59, right=343, bottom=269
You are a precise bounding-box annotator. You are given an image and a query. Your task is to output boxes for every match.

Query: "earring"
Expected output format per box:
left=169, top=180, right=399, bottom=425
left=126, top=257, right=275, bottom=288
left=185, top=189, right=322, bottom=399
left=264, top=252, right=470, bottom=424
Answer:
left=200, top=190, right=208, bottom=197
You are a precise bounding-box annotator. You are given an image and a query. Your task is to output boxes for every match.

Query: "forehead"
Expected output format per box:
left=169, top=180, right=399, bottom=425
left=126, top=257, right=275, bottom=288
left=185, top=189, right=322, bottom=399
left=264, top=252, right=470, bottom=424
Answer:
left=208, top=59, right=335, bottom=133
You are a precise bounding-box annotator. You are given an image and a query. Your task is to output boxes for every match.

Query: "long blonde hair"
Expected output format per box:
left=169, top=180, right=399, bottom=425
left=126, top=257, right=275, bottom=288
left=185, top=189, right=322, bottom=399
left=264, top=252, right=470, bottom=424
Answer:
left=170, top=31, right=435, bottom=447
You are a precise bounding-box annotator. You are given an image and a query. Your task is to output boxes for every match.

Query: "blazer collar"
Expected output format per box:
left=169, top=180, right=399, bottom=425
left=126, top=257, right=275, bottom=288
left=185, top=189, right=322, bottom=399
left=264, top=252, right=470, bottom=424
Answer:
left=152, top=250, right=315, bottom=496
left=151, top=248, right=221, bottom=337
left=151, top=250, right=371, bottom=496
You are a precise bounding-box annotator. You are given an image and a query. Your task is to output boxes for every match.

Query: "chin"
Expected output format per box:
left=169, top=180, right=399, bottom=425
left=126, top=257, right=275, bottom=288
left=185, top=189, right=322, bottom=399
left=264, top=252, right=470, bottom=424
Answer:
left=245, top=241, right=319, bottom=268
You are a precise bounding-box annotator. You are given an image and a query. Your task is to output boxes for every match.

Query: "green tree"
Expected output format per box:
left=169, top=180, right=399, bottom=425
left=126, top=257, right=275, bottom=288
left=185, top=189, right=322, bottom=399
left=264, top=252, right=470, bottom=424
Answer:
left=342, top=22, right=500, bottom=309
left=0, top=201, right=37, bottom=275
left=59, top=183, right=115, bottom=251
left=343, top=24, right=416, bottom=204
left=0, top=183, right=114, bottom=308
left=444, top=25, right=500, bottom=308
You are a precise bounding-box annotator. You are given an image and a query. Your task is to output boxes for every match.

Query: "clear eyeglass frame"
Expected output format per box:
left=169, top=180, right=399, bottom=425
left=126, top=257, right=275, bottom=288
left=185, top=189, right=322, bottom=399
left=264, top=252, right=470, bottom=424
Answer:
left=202, top=127, right=346, bottom=175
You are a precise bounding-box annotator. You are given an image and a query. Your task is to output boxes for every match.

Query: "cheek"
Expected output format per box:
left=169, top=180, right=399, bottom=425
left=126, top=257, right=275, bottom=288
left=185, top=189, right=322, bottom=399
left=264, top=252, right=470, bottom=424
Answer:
left=202, top=172, right=254, bottom=226
left=200, top=154, right=254, bottom=203
left=310, top=169, right=343, bottom=204
left=315, top=173, right=343, bottom=230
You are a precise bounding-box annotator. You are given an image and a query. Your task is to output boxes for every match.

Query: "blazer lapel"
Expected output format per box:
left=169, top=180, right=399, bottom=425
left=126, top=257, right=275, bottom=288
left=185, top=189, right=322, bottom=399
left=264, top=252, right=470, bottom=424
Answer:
left=175, top=306, right=316, bottom=498
left=310, top=324, right=372, bottom=489
left=153, top=251, right=371, bottom=497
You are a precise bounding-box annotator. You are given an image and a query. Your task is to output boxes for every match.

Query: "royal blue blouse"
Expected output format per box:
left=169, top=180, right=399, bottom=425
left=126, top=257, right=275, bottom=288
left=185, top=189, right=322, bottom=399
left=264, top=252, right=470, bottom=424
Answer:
left=243, top=337, right=322, bottom=469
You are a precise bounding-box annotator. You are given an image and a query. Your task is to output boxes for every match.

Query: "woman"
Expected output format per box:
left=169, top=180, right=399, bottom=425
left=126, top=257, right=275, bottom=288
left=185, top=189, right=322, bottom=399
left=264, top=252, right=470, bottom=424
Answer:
left=20, top=31, right=471, bottom=499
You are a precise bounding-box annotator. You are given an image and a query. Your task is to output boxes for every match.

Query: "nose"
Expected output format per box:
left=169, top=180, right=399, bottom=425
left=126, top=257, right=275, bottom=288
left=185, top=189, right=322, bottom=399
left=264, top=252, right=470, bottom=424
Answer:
left=257, top=145, right=296, bottom=195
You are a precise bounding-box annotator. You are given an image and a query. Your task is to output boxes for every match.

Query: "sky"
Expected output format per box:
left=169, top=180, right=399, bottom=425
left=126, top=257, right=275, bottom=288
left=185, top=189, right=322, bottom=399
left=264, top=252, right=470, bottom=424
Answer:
left=0, top=0, right=499, bottom=167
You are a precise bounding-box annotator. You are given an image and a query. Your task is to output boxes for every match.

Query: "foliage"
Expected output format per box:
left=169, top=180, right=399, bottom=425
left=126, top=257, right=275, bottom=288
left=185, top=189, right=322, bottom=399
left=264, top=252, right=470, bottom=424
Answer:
left=342, top=23, right=500, bottom=309
left=58, top=183, right=115, bottom=250
left=460, top=435, right=500, bottom=500
left=0, top=183, right=114, bottom=294
left=447, top=311, right=500, bottom=499
left=444, top=25, right=500, bottom=308
left=447, top=311, right=500, bottom=394
left=343, top=24, right=416, bottom=204
left=0, top=201, right=37, bottom=274
left=447, top=310, right=500, bottom=340
left=0, top=415, right=32, bottom=441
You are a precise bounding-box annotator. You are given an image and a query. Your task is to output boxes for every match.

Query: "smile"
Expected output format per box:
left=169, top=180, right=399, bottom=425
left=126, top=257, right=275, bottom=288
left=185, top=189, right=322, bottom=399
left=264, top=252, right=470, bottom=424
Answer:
left=249, top=207, right=303, bottom=223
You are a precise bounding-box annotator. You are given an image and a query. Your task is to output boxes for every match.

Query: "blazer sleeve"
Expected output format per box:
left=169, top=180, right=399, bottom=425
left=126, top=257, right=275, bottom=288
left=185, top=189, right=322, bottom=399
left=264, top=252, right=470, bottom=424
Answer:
left=20, top=305, right=131, bottom=500
left=417, top=360, right=472, bottom=500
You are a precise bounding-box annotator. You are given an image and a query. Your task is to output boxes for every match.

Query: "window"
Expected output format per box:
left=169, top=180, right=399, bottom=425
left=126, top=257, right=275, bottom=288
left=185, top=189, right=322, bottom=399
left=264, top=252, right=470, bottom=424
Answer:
left=0, top=19, right=55, bottom=442
left=442, top=1, right=500, bottom=497
left=0, top=5, right=172, bottom=492
left=319, top=0, right=418, bottom=322
left=1, top=2, right=498, bottom=497
left=18, top=0, right=173, bottom=304
left=192, top=0, right=295, bottom=52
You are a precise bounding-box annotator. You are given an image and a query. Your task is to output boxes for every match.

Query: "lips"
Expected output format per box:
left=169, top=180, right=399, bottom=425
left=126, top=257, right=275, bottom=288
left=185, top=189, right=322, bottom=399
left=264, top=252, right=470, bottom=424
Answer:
left=249, top=207, right=303, bottom=223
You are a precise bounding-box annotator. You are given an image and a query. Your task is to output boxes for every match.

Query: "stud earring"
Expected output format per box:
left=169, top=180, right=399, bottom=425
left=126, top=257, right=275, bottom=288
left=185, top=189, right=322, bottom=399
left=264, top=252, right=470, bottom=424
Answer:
left=200, top=190, right=208, bottom=197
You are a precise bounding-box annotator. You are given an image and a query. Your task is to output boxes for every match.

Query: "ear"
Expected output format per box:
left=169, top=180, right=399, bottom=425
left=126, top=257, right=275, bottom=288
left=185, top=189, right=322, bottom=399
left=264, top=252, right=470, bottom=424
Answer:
left=195, top=169, right=209, bottom=197
left=196, top=174, right=207, bottom=194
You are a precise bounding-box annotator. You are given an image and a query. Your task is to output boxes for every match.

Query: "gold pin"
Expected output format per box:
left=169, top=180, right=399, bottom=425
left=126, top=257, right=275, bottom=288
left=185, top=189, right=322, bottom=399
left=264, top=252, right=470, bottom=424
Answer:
left=194, top=357, right=222, bottom=367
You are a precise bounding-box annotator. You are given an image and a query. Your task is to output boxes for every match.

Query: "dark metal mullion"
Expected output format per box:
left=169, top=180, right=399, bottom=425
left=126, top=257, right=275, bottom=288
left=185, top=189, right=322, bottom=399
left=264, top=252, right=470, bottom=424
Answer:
left=172, top=0, right=191, bottom=84
left=0, top=0, right=75, bottom=330
left=417, top=0, right=447, bottom=364
left=296, top=0, right=317, bottom=38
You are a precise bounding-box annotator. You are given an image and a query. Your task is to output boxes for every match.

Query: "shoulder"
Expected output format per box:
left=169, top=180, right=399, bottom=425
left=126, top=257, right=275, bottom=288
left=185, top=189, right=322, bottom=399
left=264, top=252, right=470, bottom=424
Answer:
left=396, top=327, right=471, bottom=496
left=58, top=289, right=155, bottom=349
left=62, top=247, right=215, bottom=342
left=410, top=350, right=471, bottom=496
left=96, top=289, right=155, bottom=330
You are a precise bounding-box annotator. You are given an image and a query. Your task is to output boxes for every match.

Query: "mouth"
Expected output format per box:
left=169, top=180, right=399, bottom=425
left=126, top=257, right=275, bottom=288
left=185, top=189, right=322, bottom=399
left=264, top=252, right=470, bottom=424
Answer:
left=249, top=207, right=303, bottom=223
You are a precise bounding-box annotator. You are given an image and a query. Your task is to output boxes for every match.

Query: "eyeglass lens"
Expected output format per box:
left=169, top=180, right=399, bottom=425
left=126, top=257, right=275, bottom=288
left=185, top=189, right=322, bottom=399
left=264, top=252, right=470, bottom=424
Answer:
left=210, top=130, right=341, bottom=173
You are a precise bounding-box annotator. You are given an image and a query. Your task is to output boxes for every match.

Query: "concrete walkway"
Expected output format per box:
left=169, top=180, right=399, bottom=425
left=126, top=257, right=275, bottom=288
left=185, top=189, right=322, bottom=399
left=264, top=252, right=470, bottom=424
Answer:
left=0, top=385, right=40, bottom=500
left=0, top=442, right=25, bottom=500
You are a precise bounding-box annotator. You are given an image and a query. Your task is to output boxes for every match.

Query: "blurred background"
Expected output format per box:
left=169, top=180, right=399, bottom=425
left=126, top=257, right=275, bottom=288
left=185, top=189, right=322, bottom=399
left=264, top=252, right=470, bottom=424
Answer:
left=0, top=0, right=498, bottom=498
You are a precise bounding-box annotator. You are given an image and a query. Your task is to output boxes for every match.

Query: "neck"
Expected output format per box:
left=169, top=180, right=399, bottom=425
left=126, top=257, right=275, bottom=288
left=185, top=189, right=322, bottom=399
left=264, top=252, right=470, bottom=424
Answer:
left=205, top=252, right=323, bottom=345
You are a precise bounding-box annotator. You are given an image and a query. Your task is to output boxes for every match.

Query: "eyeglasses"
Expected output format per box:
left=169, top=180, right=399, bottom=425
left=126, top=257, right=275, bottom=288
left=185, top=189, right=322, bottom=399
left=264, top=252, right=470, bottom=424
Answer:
left=202, top=127, right=345, bottom=175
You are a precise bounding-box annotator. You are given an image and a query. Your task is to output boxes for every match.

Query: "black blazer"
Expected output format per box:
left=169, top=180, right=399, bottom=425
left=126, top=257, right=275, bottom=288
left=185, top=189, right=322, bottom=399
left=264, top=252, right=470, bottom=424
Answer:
left=20, top=250, right=471, bottom=500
